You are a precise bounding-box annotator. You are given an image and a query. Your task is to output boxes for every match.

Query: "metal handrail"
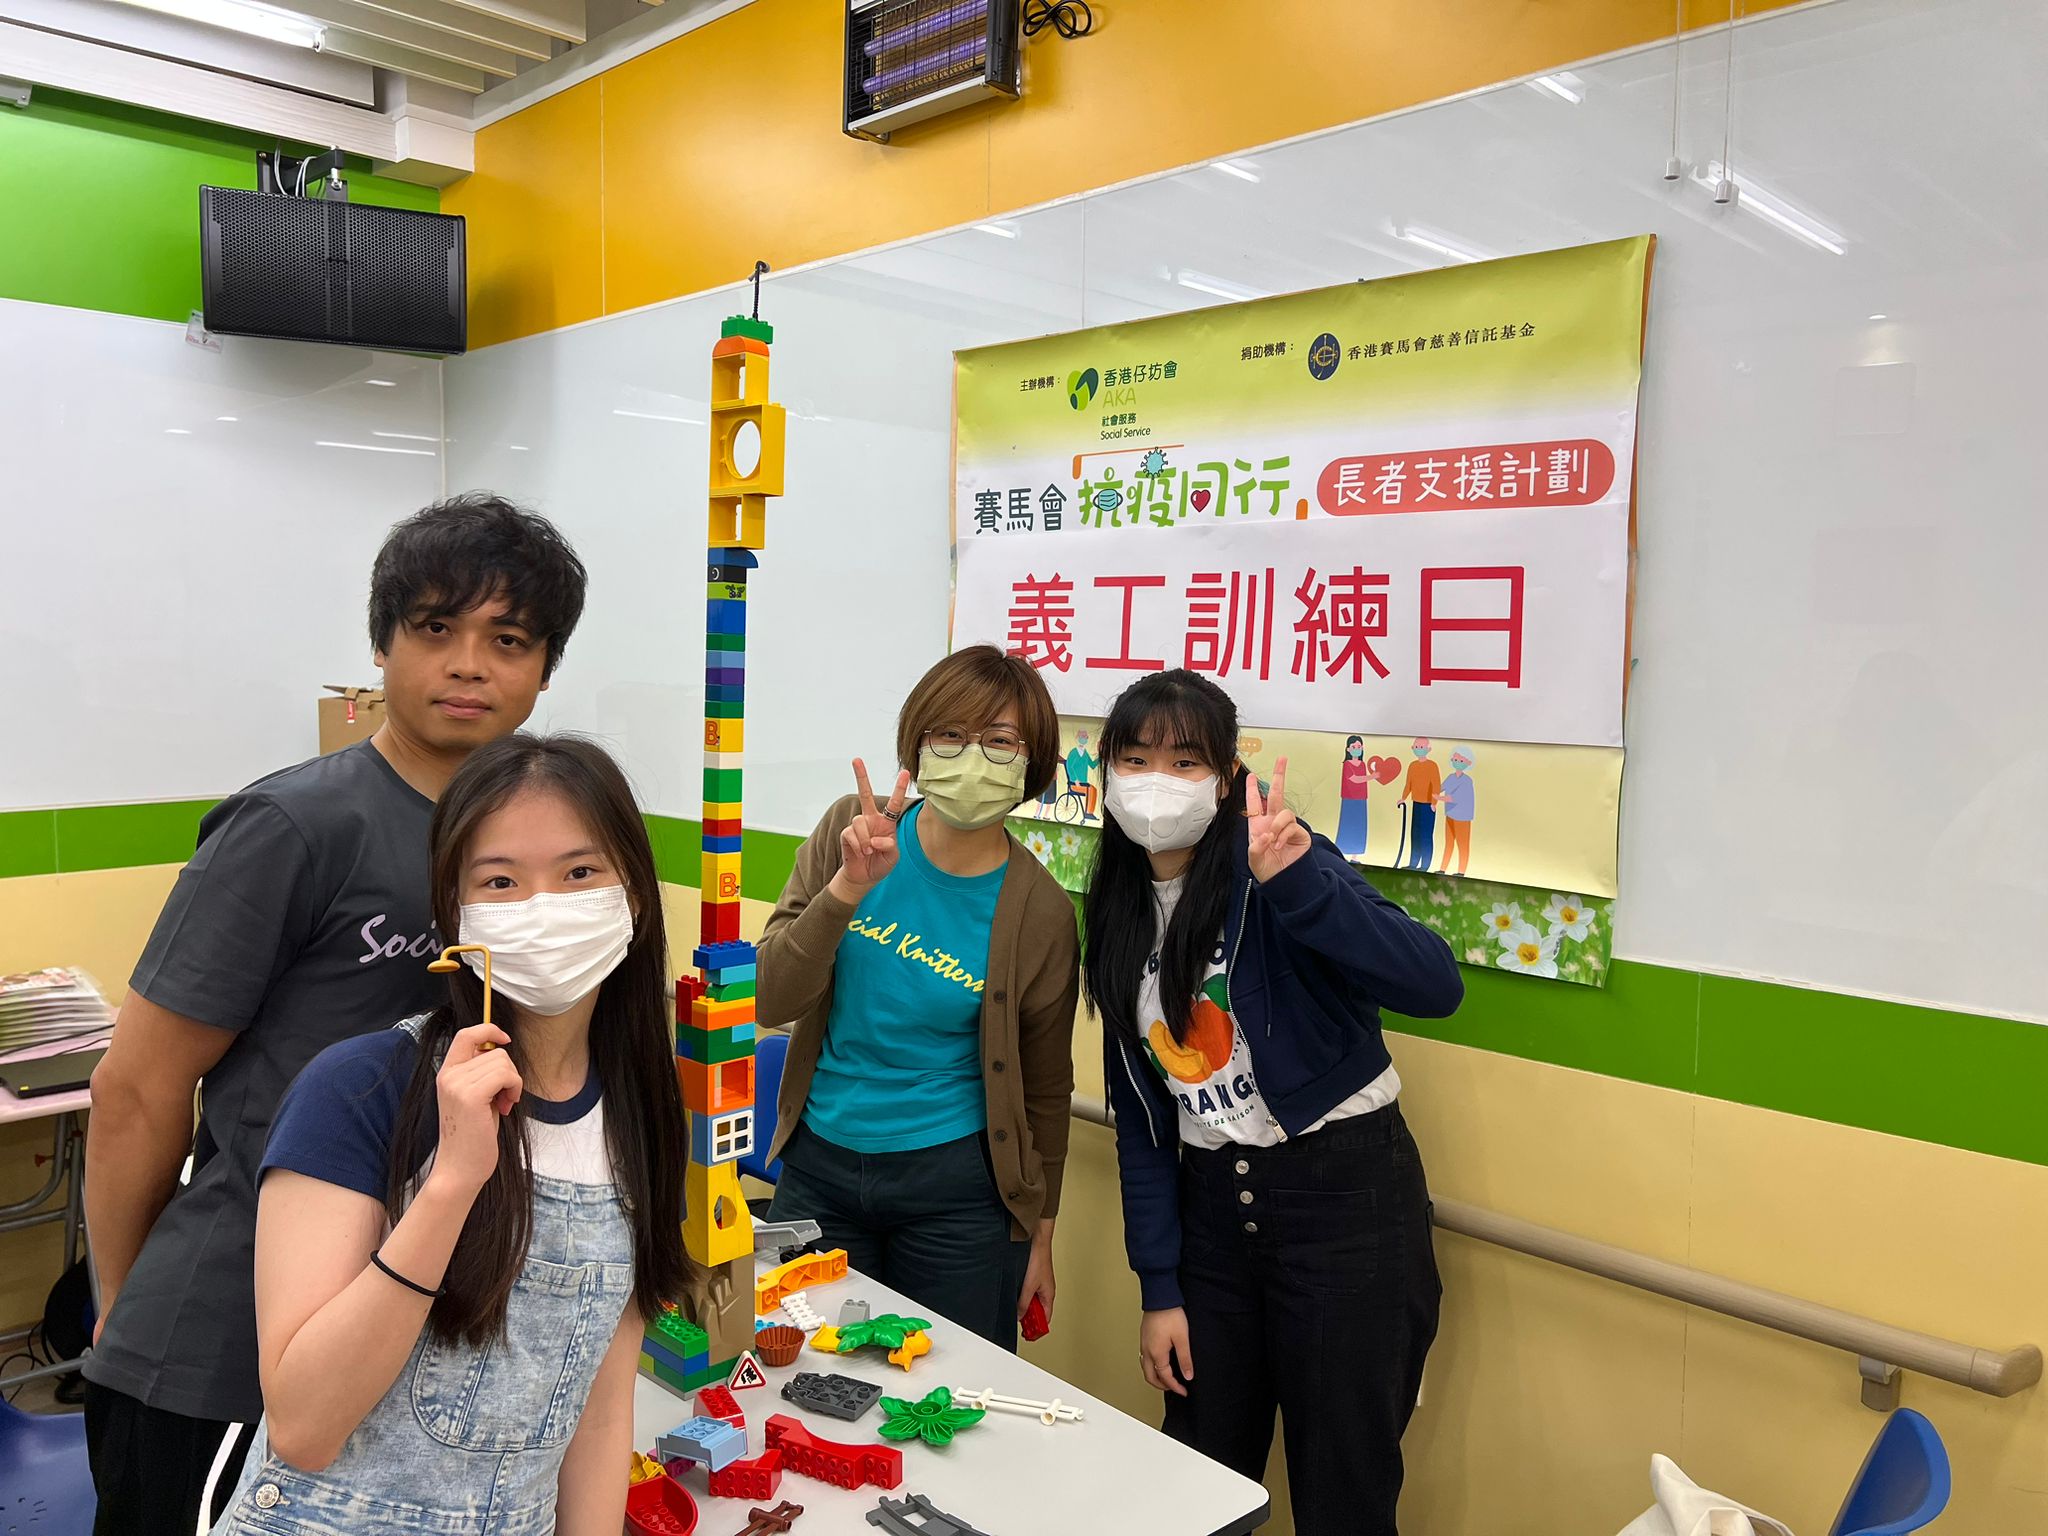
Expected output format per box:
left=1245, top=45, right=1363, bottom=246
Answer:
left=1068, top=1094, right=2041, bottom=1403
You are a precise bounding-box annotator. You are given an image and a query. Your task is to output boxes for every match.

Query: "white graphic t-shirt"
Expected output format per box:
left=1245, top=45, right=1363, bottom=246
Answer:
left=1138, top=876, right=1400, bottom=1149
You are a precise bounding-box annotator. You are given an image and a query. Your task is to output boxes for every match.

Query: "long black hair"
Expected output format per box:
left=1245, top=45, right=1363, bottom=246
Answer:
left=1082, top=671, right=1249, bottom=1046
left=385, top=733, right=690, bottom=1344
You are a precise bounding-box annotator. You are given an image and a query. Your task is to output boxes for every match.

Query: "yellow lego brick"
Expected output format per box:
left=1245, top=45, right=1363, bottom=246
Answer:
left=709, top=403, right=786, bottom=499
left=683, top=1160, right=754, bottom=1267
left=701, top=851, right=743, bottom=903
left=691, top=995, right=756, bottom=1030
left=709, top=494, right=768, bottom=552
left=704, top=800, right=741, bottom=822
left=702, top=718, right=744, bottom=753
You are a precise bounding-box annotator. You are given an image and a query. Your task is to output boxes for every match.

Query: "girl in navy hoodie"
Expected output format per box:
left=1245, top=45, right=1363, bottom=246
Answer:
left=1085, top=670, right=1463, bottom=1536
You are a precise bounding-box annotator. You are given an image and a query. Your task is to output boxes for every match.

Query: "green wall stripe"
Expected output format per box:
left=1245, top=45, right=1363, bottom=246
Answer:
left=0, top=89, right=438, bottom=324
left=5, top=798, right=2042, bottom=1170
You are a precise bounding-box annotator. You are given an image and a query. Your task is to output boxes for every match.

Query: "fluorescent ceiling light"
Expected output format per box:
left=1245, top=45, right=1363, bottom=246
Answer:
left=164, top=427, right=191, bottom=435
left=613, top=408, right=703, bottom=424
left=365, top=378, right=397, bottom=387
left=1172, top=269, right=1268, bottom=303
left=1211, top=160, right=1260, bottom=183
left=316, top=439, right=435, bottom=455
left=973, top=223, right=1018, bottom=239
left=508, top=444, right=530, bottom=452
left=1694, top=161, right=1846, bottom=255
left=215, top=415, right=237, bottom=422
left=1392, top=224, right=1487, bottom=264
left=1527, top=72, right=1583, bottom=104
left=373, top=430, right=438, bottom=442
left=113, top=0, right=323, bottom=48
left=1868, top=313, right=1888, bottom=321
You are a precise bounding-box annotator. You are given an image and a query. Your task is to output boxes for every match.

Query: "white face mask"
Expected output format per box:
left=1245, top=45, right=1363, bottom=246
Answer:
left=1104, top=770, right=1221, bottom=853
left=457, top=885, right=633, bottom=1017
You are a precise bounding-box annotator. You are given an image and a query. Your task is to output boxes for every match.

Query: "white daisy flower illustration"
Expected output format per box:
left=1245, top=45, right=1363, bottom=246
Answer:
left=1542, top=893, right=1597, bottom=942
left=1497, top=932, right=1562, bottom=978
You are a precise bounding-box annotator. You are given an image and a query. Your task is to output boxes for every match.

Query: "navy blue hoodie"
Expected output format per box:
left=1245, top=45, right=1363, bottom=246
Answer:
left=1104, top=815, right=1463, bottom=1311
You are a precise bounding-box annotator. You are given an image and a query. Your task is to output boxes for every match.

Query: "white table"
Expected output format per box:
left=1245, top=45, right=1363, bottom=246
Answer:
left=634, top=1262, right=1270, bottom=1536
left=0, top=1042, right=96, bottom=1393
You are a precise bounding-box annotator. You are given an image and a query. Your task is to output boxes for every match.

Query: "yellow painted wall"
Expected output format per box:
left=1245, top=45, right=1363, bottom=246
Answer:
left=13, top=873, right=2043, bottom=1535
left=446, top=0, right=1805, bottom=346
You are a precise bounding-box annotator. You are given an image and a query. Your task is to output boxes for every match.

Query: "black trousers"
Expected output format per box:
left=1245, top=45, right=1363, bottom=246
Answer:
left=1162, top=1105, right=1441, bottom=1536
left=84, top=1379, right=255, bottom=1536
left=768, top=1122, right=1032, bottom=1351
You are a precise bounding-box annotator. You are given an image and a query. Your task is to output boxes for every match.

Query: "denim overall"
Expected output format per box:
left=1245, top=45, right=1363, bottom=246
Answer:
left=209, top=1165, right=634, bottom=1534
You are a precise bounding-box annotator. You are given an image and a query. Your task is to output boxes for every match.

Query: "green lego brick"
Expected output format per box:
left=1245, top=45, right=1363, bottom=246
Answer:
left=706, top=581, right=748, bottom=603
left=721, top=316, right=773, bottom=343
left=705, top=700, right=744, bottom=719
left=651, top=1309, right=709, bottom=1355
left=703, top=768, right=742, bottom=800
left=707, top=632, right=746, bottom=652
left=706, top=979, right=756, bottom=1002
left=675, top=1025, right=755, bottom=1065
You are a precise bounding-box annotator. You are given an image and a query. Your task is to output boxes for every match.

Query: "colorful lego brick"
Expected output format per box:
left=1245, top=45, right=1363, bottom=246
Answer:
left=702, top=718, right=745, bottom=754
left=705, top=699, right=745, bottom=719
left=706, top=1449, right=783, bottom=1503
left=642, top=1330, right=706, bottom=1384
left=704, top=960, right=756, bottom=984
left=707, top=544, right=760, bottom=568
left=676, top=975, right=707, bottom=1016
left=705, top=977, right=755, bottom=1002
left=709, top=403, right=787, bottom=498
left=705, top=667, right=746, bottom=690
left=712, top=332, right=771, bottom=359
left=706, top=683, right=746, bottom=704
left=704, top=751, right=744, bottom=776
left=701, top=803, right=744, bottom=829
left=695, top=1385, right=746, bottom=1432
left=684, top=1159, right=755, bottom=1267
left=651, top=1307, right=710, bottom=1359
left=702, top=851, right=743, bottom=903
left=656, top=1415, right=746, bottom=1473
left=691, top=1106, right=755, bottom=1165
left=706, top=559, right=751, bottom=583
left=703, top=833, right=741, bottom=855
left=703, top=815, right=742, bottom=840
left=702, top=900, right=741, bottom=942
left=694, top=940, right=758, bottom=972
left=706, top=631, right=746, bottom=652
left=706, top=598, right=748, bottom=634
left=755, top=1248, right=850, bottom=1315
left=762, top=1415, right=901, bottom=1492
left=678, top=1053, right=755, bottom=1116
left=677, top=1024, right=755, bottom=1066
left=703, top=767, right=742, bottom=800
left=708, top=493, right=768, bottom=552
left=707, top=580, right=749, bottom=607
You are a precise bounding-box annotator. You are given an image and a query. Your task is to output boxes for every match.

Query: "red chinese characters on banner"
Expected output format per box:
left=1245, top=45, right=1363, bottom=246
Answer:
left=1419, top=566, right=1525, bottom=687
left=1006, top=573, right=1075, bottom=672
left=1084, top=575, right=1167, bottom=671
left=1318, top=439, right=1614, bottom=516
left=1185, top=569, right=1276, bottom=680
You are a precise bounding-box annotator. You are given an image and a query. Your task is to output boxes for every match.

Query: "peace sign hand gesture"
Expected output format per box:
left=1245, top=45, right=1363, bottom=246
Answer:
left=1245, top=756, right=1312, bottom=884
left=834, top=757, right=912, bottom=898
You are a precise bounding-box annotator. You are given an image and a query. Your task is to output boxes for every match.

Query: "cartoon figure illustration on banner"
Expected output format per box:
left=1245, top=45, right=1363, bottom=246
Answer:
left=1400, top=738, right=1441, bottom=872
left=1437, top=746, right=1477, bottom=877
left=1336, top=735, right=1371, bottom=857
left=1064, top=729, right=1099, bottom=822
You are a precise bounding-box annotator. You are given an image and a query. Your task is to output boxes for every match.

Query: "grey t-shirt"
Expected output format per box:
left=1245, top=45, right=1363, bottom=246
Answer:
left=85, top=741, right=437, bottom=1422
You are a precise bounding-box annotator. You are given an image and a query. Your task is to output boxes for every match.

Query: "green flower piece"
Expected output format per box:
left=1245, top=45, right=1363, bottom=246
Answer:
left=832, top=1313, right=932, bottom=1354
left=876, top=1386, right=986, bottom=1446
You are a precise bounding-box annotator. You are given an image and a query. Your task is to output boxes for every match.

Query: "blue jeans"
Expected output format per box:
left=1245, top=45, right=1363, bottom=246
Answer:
left=770, top=1122, right=1031, bottom=1351
left=1405, top=803, right=1436, bottom=870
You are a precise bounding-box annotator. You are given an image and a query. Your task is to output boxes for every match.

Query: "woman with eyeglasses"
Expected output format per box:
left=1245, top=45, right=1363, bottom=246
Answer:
left=757, top=646, right=1079, bottom=1349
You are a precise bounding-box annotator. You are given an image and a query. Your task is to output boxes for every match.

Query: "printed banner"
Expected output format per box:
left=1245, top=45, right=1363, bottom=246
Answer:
left=954, top=238, right=1651, bottom=961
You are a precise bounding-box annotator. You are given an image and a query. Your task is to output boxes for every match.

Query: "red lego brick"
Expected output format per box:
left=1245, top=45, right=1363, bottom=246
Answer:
left=704, top=816, right=742, bottom=840
left=696, top=1385, right=745, bottom=1433
left=675, top=975, right=706, bottom=1016
left=763, top=1413, right=901, bottom=1492
left=702, top=901, right=741, bottom=943
left=706, top=1447, right=783, bottom=1502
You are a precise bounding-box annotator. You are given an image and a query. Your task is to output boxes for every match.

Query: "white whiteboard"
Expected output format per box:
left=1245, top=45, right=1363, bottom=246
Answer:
left=447, top=0, right=2047, bottom=1020
left=0, top=298, right=443, bottom=807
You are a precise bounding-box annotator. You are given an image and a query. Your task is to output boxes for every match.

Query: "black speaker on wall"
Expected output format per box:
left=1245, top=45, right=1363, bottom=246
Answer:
left=200, top=187, right=466, bottom=355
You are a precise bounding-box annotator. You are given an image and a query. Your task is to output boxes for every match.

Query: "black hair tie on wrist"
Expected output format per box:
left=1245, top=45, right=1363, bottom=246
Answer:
left=371, top=1251, right=445, bottom=1299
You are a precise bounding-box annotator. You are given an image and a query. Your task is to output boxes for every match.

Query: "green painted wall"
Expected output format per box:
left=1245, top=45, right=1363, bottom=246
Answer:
left=11, top=800, right=2042, bottom=1172
left=0, top=88, right=438, bottom=323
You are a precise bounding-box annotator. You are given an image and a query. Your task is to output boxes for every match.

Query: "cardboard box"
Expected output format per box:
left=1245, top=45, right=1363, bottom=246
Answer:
left=318, top=685, right=385, bottom=754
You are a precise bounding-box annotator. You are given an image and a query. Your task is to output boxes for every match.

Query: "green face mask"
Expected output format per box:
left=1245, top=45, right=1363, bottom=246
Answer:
left=916, top=745, right=1028, bottom=831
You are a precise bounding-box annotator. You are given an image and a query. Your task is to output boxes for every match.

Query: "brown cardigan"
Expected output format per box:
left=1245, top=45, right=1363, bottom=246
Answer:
left=756, top=795, right=1080, bottom=1239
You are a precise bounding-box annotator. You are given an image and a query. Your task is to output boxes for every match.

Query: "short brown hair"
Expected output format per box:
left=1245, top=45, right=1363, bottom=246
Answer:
left=896, top=646, right=1060, bottom=804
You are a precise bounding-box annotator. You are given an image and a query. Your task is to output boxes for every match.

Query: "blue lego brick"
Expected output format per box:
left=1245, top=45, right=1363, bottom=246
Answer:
left=705, top=961, right=756, bottom=984
left=705, top=666, right=745, bottom=688
left=694, top=941, right=758, bottom=972
left=643, top=1329, right=708, bottom=1381
left=707, top=546, right=759, bottom=569
left=656, top=1416, right=746, bottom=1473
left=706, top=599, right=748, bottom=634
left=702, top=832, right=741, bottom=854
left=689, top=1106, right=755, bottom=1165
left=706, top=684, right=745, bottom=703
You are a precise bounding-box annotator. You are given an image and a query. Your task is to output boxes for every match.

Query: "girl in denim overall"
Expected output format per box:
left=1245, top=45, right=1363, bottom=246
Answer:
left=210, top=734, right=690, bottom=1535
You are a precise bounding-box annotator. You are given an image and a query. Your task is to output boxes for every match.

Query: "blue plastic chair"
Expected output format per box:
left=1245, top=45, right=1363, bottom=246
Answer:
left=737, top=1031, right=787, bottom=1185
left=0, top=1396, right=94, bottom=1536
left=1829, top=1408, right=1951, bottom=1536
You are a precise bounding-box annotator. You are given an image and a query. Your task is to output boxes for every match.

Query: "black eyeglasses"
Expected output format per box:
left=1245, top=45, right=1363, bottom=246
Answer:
left=924, top=726, right=1026, bottom=766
